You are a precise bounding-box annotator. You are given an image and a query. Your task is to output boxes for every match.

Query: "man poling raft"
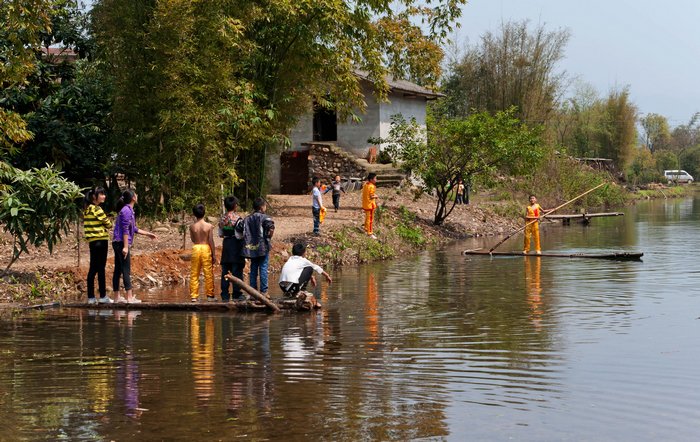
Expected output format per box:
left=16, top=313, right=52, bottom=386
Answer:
left=464, top=182, right=643, bottom=261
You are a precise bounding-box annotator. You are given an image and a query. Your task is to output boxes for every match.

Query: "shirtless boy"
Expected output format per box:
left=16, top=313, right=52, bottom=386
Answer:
left=189, top=204, right=217, bottom=302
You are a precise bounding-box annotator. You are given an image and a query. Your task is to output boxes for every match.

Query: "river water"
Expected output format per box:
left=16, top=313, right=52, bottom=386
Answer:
left=1, top=198, right=700, bottom=440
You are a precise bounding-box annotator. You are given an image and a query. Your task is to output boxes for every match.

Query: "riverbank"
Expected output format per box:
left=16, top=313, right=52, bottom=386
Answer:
left=1, top=182, right=694, bottom=307
left=0, top=187, right=519, bottom=307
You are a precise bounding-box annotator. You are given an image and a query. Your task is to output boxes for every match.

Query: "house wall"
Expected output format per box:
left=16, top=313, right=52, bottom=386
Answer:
left=288, top=111, right=314, bottom=151
left=336, top=82, right=381, bottom=158
left=379, top=91, right=428, bottom=143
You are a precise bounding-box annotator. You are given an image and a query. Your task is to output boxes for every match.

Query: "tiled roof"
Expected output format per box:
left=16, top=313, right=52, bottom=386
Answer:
left=354, top=70, right=445, bottom=99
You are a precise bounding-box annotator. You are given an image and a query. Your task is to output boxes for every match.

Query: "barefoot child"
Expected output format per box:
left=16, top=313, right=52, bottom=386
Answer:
left=524, top=195, right=545, bottom=254
left=190, top=204, right=217, bottom=302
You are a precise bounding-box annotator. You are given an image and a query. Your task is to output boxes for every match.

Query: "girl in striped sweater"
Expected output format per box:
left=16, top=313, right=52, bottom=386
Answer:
left=84, top=187, right=113, bottom=304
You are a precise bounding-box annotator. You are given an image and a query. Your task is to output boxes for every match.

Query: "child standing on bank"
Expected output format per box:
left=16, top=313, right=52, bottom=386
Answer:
left=361, top=173, right=378, bottom=239
left=240, top=197, right=275, bottom=297
left=189, top=204, right=217, bottom=302
left=324, top=175, right=346, bottom=212
left=311, top=177, right=325, bottom=235
left=219, top=196, right=245, bottom=301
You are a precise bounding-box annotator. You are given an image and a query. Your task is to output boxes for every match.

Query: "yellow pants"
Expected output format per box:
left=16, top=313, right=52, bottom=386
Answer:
left=363, top=209, right=375, bottom=235
left=190, top=244, right=214, bottom=299
left=524, top=221, right=541, bottom=253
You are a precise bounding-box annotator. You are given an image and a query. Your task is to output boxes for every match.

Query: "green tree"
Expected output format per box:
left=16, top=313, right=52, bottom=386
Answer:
left=597, top=87, right=637, bottom=169
left=441, top=21, right=569, bottom=124
left=0, top=162, right=83, bottom=270
left=0, top=0, right=54, bottom=153
left=91, top=0, right=466, bottom=210
left=640, top=113, right=670, bottom=153
left=380, top=108, right=543, bottom=225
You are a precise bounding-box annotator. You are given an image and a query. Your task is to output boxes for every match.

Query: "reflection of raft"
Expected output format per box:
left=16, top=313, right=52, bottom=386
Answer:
left=64, top=294, right=321, bottom=313
left=463, top=250, right=644, bottom=261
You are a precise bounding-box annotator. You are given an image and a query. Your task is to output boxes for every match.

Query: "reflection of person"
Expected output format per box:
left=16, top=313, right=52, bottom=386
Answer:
left=112, top=190, right=157, bottom=304
left=115, top=310, right=141, bottom=419
left=523, top=194, right=545, bottom=255
left=324, top=175, right=346, bottom=212
left=191, top=315, right=215, bottom=405
left=189, top=204, right=216, bottom=302
left=366, top=272, right=379, bottom=350
left=240, top=197, right=275, bottom=297
left=525, top=257, right=543, bottom=329
left=219, top=196, right=245, bottom=301
left=84, top=187, right=113, bottom=304
left=279, top=242, right=332, bottom=297
left=311, top=177, right=325, bottom=235
left=361, top=173, right=378, bottom=239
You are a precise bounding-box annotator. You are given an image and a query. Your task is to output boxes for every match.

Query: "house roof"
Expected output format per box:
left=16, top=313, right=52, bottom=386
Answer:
left=354, top=70, right=445, bottom=99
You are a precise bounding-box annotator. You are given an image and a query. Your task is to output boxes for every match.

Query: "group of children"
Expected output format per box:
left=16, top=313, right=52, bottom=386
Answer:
left=309, top=173, right=379, bottom=239
left=189, top=195, right=332, bottom=302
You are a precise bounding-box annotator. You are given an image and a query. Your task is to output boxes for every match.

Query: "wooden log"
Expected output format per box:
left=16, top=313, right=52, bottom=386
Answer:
left=545, top=212, right=624, bottom=220
left=63, top=301, right=287, bottom=312
left=225, top=273, right=281, bottom=313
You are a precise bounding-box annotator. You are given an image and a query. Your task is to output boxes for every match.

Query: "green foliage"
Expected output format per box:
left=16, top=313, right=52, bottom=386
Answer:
left=0, top=162, right=83, bottom=270
left=92, top=0, right=466, bottom=212
left=440, top=21, right=569, bottom=124
left=515, top=153, right=626, bottom=209
left=627, top=148, right=662, bottom=185
left=0, top=0, right=54, bottom=152
left=551, top=84, right=637, bottom=170
left=381, top=108, right=543, bottom=225
left=640, top=113, right=671, bottom=153
left=395, top=205, right=425, bottom=246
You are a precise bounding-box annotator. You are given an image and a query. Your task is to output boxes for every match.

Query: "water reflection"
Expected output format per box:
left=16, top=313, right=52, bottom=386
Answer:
left=3, top=197, right=700, bottom=440
left=115, top=310, right=142, bottom=419
left=525, top=257, right=543, bottom=329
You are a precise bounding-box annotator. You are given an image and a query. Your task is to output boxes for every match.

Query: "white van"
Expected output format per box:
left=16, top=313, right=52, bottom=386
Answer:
left=664, top=170, right=694, bottom=184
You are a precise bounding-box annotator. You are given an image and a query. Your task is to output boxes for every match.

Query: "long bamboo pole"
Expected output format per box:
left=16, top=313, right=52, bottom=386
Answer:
left=488, top=182, right=607, bottom=253
left=225, top=272, right=281, bottom=312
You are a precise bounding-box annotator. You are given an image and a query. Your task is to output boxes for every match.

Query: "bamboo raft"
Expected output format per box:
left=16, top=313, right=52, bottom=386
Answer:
left=463, top=250, right=643, bottom=261
left=546, top=212, right=624, bottom=225
left=65, top=275, right=321, bottom=313
left=63, top=297, right=321, bottom=313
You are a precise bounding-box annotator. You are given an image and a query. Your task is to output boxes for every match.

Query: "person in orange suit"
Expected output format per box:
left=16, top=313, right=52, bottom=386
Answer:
left=361, top=173, right=378, bottom=239
left=523, top=195, right=545, bottom=254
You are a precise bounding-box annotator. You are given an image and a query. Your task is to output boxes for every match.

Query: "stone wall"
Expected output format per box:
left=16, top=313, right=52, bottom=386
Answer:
left=306, top=143, right=367, bottom=185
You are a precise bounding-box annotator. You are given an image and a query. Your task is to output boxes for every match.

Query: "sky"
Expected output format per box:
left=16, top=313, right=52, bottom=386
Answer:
left=453, top=0, right=700, bottom=127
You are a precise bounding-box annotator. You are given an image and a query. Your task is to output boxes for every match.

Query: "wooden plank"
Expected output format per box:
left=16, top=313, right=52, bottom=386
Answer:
left=63, top=298, right=320, bottom=312
left=546, top=212, right=624, bottom=220
left=463, top=250, right=643, bottom=261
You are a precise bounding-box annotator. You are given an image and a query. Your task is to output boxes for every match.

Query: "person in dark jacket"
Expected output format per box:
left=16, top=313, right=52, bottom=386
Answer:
left=219, top=196, right=245, bottom=301
left=239, top=197, right=275, bottom=296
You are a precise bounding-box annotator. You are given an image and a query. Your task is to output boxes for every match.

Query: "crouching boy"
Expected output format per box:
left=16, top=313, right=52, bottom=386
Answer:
left=279, top=242, right=332, bottom=296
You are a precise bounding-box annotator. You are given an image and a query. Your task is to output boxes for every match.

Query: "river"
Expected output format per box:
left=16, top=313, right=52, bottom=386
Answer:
left=1, top=197, right=699, bottom=440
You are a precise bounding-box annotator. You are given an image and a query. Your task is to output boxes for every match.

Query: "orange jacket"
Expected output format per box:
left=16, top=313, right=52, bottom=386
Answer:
left=362, top=182, right=377, bottom=210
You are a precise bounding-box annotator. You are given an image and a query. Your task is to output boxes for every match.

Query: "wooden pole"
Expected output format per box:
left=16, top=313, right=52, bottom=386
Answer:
left=488, top=182, right=607, bottom=253
left=225, top=272, right=281, bottom=312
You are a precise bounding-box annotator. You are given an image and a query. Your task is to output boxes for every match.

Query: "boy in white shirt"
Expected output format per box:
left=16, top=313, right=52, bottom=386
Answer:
left=279, top=242, right=332, bottom=297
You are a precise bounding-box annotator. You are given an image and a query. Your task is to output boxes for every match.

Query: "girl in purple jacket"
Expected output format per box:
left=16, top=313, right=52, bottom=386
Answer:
left=112, top=190, right=157, bottom=303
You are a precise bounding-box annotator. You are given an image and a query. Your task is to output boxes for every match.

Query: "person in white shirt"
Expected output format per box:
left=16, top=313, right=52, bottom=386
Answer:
left=279, top=242, right=332, bottom=296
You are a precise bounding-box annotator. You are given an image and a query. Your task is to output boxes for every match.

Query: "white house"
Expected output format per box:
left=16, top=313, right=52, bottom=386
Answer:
left=269, top=71, right=443, bottom=193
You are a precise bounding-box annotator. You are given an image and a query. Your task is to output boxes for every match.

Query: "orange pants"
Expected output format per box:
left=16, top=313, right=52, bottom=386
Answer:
left=190, top=244, right=214, bottom=299
left=524, top=221, right=540, bottom=253
left=363, top=208, right=375, bottom=235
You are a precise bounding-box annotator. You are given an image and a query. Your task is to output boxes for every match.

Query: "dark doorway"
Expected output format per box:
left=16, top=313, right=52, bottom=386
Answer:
left=313, top=106, right=337, bottom=141
left=280, top=150, right=309, bottom=194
